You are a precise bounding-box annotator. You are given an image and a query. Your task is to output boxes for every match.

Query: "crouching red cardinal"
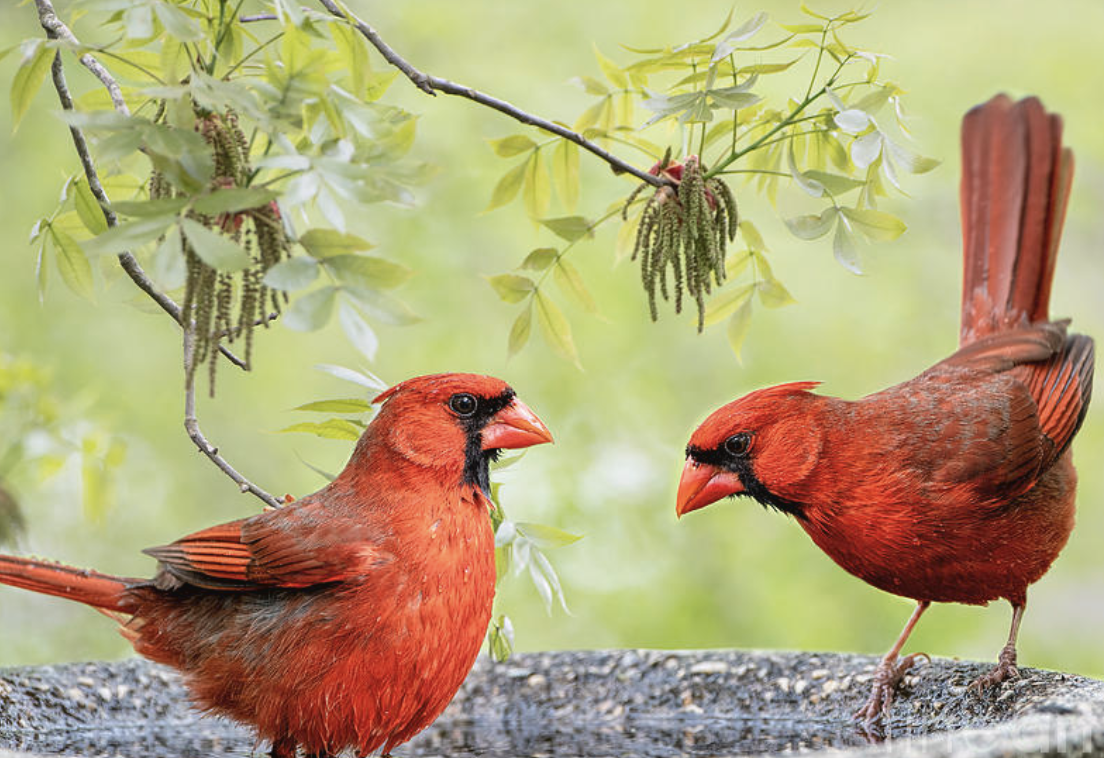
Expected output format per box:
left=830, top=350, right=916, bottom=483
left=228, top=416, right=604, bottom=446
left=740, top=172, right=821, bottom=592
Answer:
left=0, top=373, right=552, bottom=757
left=677, top=95, right=1093, bottom=725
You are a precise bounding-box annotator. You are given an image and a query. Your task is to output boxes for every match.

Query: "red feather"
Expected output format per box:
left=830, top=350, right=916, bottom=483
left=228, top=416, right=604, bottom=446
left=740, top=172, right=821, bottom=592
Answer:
left=679, top=96, right=1093, bottom=725
left=0, top=372, right=552, bottom=757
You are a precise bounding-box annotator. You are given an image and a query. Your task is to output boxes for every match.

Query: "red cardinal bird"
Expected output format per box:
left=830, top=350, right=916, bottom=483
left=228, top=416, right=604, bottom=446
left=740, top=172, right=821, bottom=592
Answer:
left=676, top=95, right=1093, bottom=724
left=0, top=373, right=552, bottom=757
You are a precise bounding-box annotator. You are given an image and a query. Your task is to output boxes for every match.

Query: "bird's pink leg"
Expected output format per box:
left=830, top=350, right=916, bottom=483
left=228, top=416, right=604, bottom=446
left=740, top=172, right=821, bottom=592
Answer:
left=855, top=600, right=931, bottom=727
left=972, top=602, right=1024, bottom=692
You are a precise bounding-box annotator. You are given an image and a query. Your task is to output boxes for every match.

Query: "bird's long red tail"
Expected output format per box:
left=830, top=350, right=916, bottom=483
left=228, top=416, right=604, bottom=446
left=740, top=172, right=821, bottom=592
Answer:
left=0, top=555, right=134, bottom=613
left=959, top=94, right=1075, bottom=344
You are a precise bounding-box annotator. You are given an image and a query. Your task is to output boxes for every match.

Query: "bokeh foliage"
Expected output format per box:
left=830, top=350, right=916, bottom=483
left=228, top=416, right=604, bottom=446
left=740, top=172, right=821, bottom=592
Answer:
left=1, top=0, right=1103, bottom=683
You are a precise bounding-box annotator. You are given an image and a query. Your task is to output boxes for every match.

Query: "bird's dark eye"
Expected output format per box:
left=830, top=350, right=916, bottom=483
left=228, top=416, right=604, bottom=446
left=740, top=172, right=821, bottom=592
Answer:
left=724, top=433, right=752, bottom=457
left=449, top=393, right=478, bottom=418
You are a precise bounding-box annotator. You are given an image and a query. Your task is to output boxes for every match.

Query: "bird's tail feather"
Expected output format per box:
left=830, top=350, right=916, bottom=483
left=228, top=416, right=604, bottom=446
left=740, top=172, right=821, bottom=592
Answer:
left=0, top=554, right=134, bottom=612
left=959, top=94, right=1074, bottom=344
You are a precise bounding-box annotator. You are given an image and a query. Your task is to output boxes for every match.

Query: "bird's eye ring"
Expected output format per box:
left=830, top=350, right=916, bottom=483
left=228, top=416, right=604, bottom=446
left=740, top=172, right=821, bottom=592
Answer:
left=448, top=393, right=478, bottom=418
left=724, top=433, right=752, bottom=457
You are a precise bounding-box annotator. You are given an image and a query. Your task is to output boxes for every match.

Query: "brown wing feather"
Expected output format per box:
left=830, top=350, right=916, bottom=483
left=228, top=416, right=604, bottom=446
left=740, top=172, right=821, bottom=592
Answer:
left=144, top=502, right=387, bottom=591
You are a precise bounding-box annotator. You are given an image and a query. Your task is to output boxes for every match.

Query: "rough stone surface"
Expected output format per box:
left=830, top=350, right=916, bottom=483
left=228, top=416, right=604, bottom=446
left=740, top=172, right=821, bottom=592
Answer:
left=1, top=650, right=1102, bottom=757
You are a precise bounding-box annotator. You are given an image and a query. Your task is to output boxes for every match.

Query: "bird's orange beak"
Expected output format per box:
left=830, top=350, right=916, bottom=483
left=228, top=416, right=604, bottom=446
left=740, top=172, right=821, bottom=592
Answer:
left=676, top=459, right=745, bottom=517
left=482, top=399, right=554, bottom=451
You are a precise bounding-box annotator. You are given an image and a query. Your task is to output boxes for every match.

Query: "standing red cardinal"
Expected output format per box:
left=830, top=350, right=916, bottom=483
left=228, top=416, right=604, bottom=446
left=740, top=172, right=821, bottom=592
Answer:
left=0, top=373, right=553, bottom=757
left=676, top=95, right=1093, bottom=725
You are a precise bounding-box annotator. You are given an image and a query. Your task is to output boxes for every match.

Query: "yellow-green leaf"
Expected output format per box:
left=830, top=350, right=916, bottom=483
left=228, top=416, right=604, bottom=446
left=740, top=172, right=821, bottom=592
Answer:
left=521, top=248, right=558, bottom=271
left=293, top=398, right=373, bottom=414
left=552, top=139, right=580, bottom=212
left=507, top=302, right=533, bottom=358
left=11, top=41, right=54, bottom=132
left=485, top=160, right=527, bottom=212
left=523, top=152, right=551, bottom=219
left=489, top=135, right=537, bottom=158
left=299, top=229, right=374, bottom=258
left=703, top=283, right=753, bottom=327
left=48, top=226, right=95, bottom=301
left=535, top=291, right=580, bottom=367
left=487, top=273, right=535, bottom=304
left=757, top=277, right=796, bottom=308
left=278, top=419, right=361, bottom=441
left=841, top=207, right=906, bottom=242
left=553, top=260, right=598, bottom=314
left=73, top=179, right=108, bottom=235
left=726, top=298, right=754, bottom=359
left=594, top=46, right=627, bottom=89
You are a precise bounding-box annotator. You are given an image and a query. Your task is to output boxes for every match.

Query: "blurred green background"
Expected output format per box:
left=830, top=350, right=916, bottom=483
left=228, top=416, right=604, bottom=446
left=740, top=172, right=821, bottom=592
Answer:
left=2, top=0, right=1103, bottom=680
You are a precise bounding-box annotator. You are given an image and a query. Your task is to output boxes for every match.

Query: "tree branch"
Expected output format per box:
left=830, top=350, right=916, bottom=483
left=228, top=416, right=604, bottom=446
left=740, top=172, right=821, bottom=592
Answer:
left=314, top=0, right=667, bottom=188
left=183, top=330, right=283, bottom=510
left=34, top=0, right=249, bottom=370
left=35, top=0, right=278, bottom=507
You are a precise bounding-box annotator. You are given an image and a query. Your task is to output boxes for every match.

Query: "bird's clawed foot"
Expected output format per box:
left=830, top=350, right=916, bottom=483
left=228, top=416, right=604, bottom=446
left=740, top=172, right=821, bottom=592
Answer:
left=854, top=651, right=930, bottom=728
left=971, top=642, right=1019, bottom=693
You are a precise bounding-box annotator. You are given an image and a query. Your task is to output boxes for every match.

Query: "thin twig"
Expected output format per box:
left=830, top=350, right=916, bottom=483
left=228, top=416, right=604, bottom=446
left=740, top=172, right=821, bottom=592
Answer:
left=314, top=0, right=667, bottom=188
left=184, top=329, right=283, bottom=509
left=35, top=0, right=278, bottom=507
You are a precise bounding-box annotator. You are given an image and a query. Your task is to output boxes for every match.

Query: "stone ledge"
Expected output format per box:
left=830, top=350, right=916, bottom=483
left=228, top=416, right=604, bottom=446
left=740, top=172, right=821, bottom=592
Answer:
left=2, top=650, right=1102, bottom=757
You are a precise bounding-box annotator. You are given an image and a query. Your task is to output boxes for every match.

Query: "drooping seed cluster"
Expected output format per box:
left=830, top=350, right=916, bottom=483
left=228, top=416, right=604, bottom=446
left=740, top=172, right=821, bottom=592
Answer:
left=153, top=109, right=290, bottom=393
left=627, top=156, right=738, bottom=331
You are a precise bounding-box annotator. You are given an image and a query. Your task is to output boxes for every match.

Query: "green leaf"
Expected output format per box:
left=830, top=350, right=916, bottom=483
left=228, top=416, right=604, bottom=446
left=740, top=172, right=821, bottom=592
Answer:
left=263, top=257, right=320, bottom=291
left=293, top=398, right=373, bottom=414
left=341, top=286, right=421, bottom=326
left=520, top=247, right=558, bottom=271
left=83, top=214, right=177, bottom=255
left=787, top=137, right=824, bottom=198
left=570, top=75, right=609, bottom=96
left=73, top=179, right=108, bottom=235
left=314, top=363, right=388, bottom=391
left=11, top=41, right=55, bottom=131
left=180, top=218, right=252, bottom=271
left=523, top=151, right=551, bottom=219
left=841, top=207, right=906, bottom=242
left=594, top=46, right=627, bottom=88
left=109, top=197, right=190, bottom=218
left=757, top=277, right=796, bottom=308
left=726, top=297, right=754, bottom=358
left=282, top=286, right=338, bottom=331
left=192, top=187, right=279, bottom=215
left=833, top=219, right=862, bottom=274
left=703, top=283, right=753, bottom=327
left=803, top=170, right=865, bottom=196
left=488, top=135, right=537, bottom=157
left=517, top=522, right=583, bottom=550
left=711, top=11, right=769, bottom=61
left=540, top=216, right=594, bottom=243
left=738, top=220, right=767, bottom=253
left=535, top=291, right=580, bottom=366
left=886, top=138, right=941, bottom=174
left=784, top=206, right=838, bottom=240
left=324, top=255, right=413, bottom=290
left=507, top=302, right=533, bottom=358
left=278, top=419, right=361, bottom=441
left=153, top=1, right=204, bottom=41
left=150, top=225, right=186, bottom=290
left=337, top=302, right=378, bottom=361
left=484, top=160, right=527, bottom=212
left=552, top=140, right=580, bottom=212
left=739, top=59, right=801, bottom=75
left=487, top=274, right=535, bottom=304
left=47, top=226, right=94, bottom=301
left=299, top=229, right=375, bottom=258
left=553, top=260, right=598, bottom=314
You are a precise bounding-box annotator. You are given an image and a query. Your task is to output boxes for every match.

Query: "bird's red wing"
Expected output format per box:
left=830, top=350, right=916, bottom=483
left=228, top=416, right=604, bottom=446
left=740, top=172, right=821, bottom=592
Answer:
left=1014, top=333, right=1094, bottom=465
left=144, top=503, right=388, bottom=591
